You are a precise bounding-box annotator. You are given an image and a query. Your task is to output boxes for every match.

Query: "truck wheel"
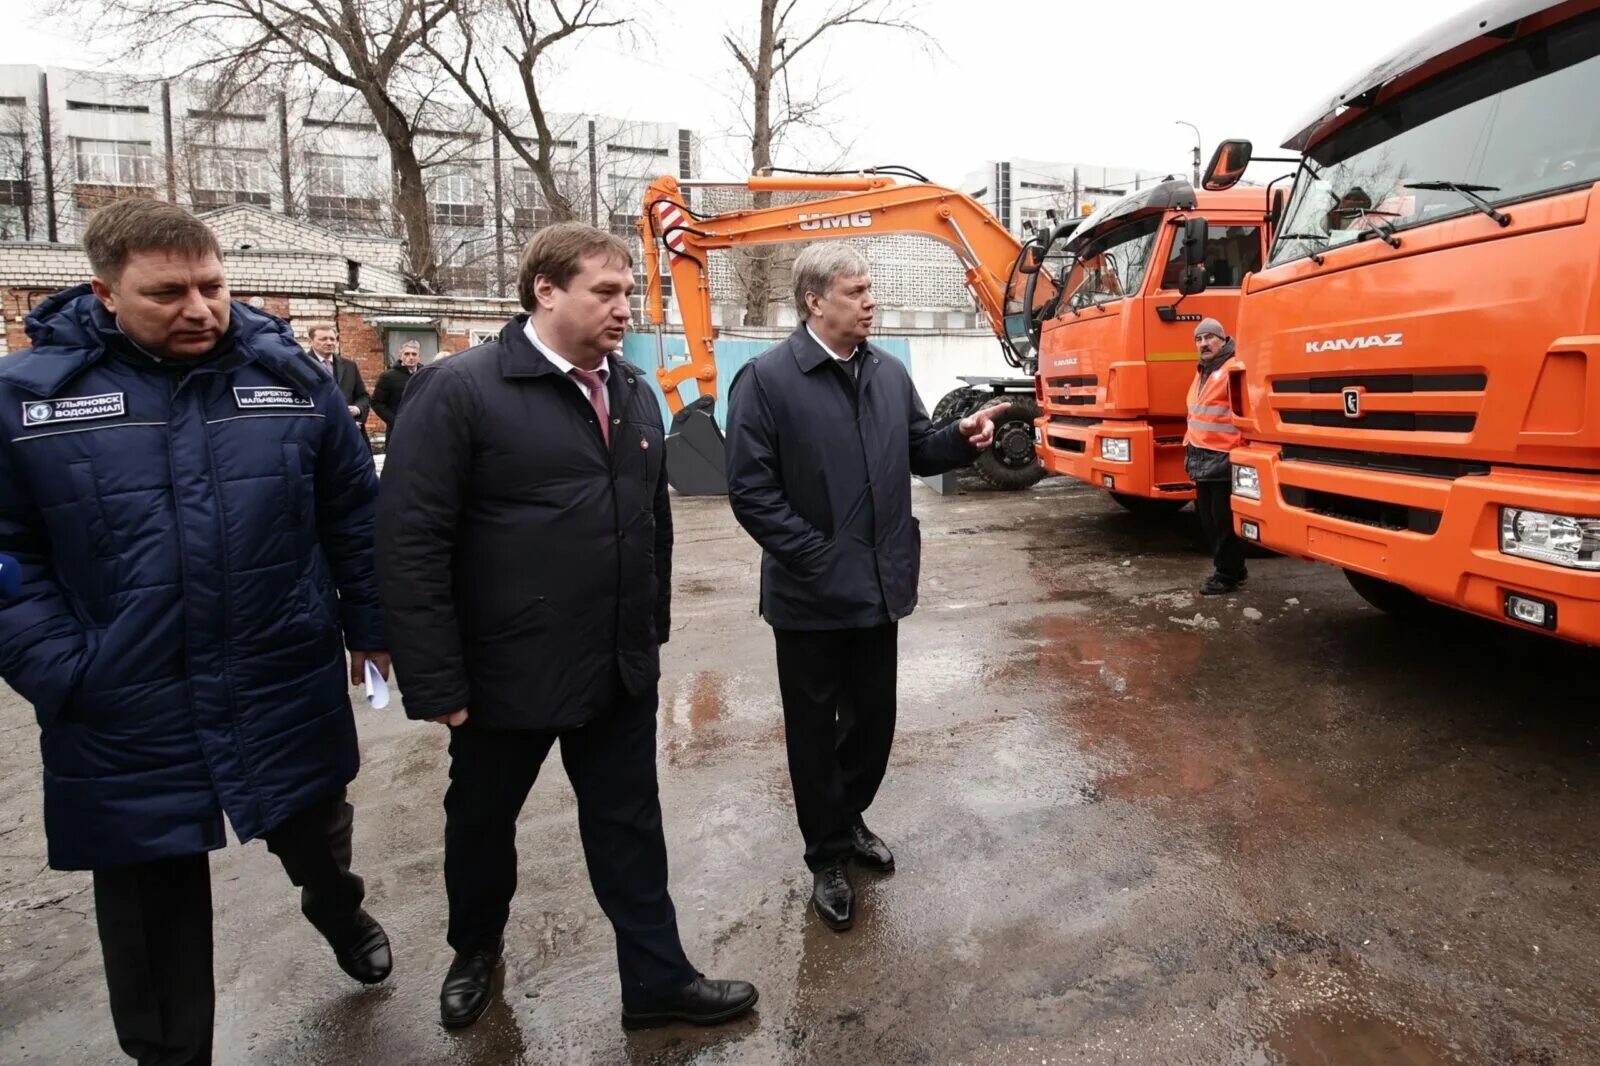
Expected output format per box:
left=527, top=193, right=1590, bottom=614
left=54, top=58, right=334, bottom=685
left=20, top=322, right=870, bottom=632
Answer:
left=1109, top=493, right=1188, bottom=517
left=973, top=396, right=1046, bottom=490
left=932, top=386, right=981, bottom=426
left=1343, top=570, right=1430, bottom=617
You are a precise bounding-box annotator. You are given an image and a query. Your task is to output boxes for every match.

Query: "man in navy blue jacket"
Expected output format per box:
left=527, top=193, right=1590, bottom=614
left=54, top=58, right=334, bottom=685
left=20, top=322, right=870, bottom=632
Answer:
left=0, top=199, right=391, bottom=1064
left=725, top=242, right=1005, bottom=933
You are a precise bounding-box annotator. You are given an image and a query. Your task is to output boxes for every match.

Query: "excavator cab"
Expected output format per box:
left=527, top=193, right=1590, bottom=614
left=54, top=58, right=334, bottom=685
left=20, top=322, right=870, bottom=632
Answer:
left=1016, top=218, right=1081, bottom=356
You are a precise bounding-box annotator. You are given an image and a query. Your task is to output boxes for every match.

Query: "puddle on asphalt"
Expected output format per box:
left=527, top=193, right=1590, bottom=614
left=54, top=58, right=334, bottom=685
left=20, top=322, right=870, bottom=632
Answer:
left=1264, top=1007, right=1462, bottom=1065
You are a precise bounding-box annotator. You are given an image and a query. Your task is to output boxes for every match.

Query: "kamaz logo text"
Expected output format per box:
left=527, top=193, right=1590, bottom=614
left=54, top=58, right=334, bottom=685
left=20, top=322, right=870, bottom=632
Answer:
left=1304, top=333, right=1403, bottom=354
left=798, top=211, right=873, bottom=232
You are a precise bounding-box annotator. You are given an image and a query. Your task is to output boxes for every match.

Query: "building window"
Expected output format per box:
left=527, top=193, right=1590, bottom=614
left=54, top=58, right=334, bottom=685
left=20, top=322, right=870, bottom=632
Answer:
left=191, top=146, right=272, bottom=210
left=511, top=165, right=581, bottom=230
left=0, top=131, right=29, bottom=239
left=305, top=151, right=381, bottom=224
left=73, top=138, right=154, bottom=187
left=66, top=100, right=150, bottom=115
left=429, top=169, right=484, bottom=227
left=606, top=171, right=645, bottom=216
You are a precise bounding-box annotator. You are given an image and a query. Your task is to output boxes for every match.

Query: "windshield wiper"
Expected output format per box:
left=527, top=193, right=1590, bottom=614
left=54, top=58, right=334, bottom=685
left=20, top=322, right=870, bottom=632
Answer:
left=1406, top=181, right=1511, bottom=226
left=1273, top=234, right=1330, bottom=265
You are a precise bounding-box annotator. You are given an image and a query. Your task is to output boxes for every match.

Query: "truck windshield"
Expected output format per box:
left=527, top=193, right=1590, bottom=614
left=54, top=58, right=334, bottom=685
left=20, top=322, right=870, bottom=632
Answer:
left=1269, top=9, right=1600, bottom=268
left=1061, top=215, right=1161, bottom=310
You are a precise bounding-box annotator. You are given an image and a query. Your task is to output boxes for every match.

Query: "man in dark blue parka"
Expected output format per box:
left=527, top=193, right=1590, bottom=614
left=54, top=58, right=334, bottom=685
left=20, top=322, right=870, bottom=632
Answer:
left=0, top=199, right=392, bottom=1064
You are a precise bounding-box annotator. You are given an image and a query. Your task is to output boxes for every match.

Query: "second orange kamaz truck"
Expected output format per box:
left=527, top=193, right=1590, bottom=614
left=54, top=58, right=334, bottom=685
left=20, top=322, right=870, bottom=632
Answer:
left=1028, top=182, right=1270, bottom=515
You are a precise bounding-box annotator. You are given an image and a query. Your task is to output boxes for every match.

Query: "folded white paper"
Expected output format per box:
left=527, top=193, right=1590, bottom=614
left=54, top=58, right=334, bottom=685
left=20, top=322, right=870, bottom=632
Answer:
left=364, top=659, right=390, bottom=710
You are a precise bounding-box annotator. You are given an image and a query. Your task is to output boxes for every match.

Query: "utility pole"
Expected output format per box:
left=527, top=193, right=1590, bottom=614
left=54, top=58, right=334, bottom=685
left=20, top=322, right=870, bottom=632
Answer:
left=1175, top=120, right=1202, bottom=185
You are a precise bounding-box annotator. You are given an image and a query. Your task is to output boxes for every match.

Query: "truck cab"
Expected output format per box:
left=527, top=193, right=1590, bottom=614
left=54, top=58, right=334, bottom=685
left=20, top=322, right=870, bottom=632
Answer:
left=1028, top=180, right=1269, bottom=513
left=1209, top=0, right=1600, bottom=642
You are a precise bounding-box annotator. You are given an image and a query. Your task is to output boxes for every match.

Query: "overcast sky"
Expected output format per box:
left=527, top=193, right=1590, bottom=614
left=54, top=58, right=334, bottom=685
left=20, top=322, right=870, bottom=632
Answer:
left=0, top=0, right=1470, bottom=186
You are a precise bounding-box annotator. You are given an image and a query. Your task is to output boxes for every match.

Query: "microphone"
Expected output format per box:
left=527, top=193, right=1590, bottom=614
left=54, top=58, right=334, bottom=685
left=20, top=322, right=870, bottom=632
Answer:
left=0, top=554, right=20, bottom=600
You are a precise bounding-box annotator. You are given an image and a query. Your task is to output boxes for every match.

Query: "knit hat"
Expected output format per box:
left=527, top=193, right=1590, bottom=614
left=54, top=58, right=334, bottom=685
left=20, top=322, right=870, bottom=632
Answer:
left=1194, top=317, right=1226, bottom=340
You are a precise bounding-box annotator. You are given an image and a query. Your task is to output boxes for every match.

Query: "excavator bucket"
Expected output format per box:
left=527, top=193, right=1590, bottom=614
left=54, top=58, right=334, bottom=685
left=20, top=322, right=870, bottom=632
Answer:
left=666, top=395, right=728, bottom=496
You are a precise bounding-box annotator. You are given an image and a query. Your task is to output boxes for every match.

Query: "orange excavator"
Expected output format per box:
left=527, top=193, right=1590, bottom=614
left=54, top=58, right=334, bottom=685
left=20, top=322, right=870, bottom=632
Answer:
left=635, top=172, right=1051, bottom=495
left=1206, top=0, right=1600, bottom=644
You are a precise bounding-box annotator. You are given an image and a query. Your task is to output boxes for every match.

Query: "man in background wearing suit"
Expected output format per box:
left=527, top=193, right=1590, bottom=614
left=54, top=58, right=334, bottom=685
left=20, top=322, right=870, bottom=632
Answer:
left=307, top=323, right=371, bottom=442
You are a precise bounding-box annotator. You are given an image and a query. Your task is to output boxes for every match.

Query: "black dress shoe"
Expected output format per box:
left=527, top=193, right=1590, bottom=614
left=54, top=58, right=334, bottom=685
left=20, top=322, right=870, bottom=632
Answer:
left=621, top=976, right=759, bottom=1030
left=850, top=823, right=895, bottom=870
left=1200, top=574, right=1243, bottom=596
left=319, top=909, right=392, bottom=985
left=811, top=861, right=854, bottom=930
left=440, top=941, right=502, bottom=1030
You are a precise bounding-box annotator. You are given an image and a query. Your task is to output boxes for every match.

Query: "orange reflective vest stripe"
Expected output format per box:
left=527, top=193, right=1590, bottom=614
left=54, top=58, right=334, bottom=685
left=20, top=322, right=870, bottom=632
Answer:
left=1184, top=358, right=1243, bottom=451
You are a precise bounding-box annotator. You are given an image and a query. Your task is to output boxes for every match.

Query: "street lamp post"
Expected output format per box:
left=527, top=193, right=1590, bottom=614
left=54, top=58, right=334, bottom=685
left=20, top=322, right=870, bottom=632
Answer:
left=1175, top=120, right=1202, bottom=186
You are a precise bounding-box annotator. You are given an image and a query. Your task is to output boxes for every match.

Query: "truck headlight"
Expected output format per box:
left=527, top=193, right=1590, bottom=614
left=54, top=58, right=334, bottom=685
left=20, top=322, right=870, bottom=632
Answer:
left=1499, top=507, right=1600, bottom=570
left=1232, top=464, right=1261, bottom=500
left=1099, top=438, right=1131, bottom=463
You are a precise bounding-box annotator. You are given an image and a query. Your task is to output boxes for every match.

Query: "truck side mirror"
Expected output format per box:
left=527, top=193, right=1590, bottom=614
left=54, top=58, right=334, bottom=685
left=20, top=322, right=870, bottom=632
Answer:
left=1203, top=139, right=1252, bottom=190
left=1182, top=217, right=1208, bottom=265
left=1178, top=264, right=1208, bottom=296
left=1016, top=239, right=1045, bottom=275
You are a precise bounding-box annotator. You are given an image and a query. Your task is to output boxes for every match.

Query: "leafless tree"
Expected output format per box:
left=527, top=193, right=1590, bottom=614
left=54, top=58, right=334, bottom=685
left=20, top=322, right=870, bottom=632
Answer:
left=422, top=0, right=627, bottom=225
left=77, top=0, right=468, bottom=292
left=722, top=0, right=931, bottom=325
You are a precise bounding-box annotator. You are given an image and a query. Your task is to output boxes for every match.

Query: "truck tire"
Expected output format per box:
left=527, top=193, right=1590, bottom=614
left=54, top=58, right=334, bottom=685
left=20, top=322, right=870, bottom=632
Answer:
left=932, top=386, right=981, bottom=427
left=973, top=395, right=1046, bottom=490
left=1343, top=570, right=1430, bottom=617
left=1109, top=492, right=1188, bottom=517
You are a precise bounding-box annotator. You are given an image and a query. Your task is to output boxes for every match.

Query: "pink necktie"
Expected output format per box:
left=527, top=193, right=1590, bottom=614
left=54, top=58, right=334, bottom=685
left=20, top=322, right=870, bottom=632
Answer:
left=569, top=368, right=610, bottom=447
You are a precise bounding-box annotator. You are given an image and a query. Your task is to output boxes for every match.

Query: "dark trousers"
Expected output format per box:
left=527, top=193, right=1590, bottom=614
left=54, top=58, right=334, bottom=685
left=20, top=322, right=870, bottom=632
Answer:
left=773, top=622, right=899, bottom=870
left=91, top=790, right=364, bottom=1066
left=1195, top=479, right=1248, bottom=582
left=442, top=687, right=696, bottom=1005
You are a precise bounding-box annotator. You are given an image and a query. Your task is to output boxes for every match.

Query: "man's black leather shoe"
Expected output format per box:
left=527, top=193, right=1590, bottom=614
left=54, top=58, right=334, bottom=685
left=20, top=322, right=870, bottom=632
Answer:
left=319, top=909, right=392, bottom=985
left=850, top=823, right=895, bottom=870
left=811, top=861, right=854, bottom=930
left=621, top=976, right=759, bottom=1030
left=440, top=941, right=502, bottom=1029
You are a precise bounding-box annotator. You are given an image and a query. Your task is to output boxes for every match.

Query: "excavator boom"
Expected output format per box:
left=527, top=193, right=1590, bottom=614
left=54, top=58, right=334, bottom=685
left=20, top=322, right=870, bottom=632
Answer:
left=636, top=173, right=1047, bottom=495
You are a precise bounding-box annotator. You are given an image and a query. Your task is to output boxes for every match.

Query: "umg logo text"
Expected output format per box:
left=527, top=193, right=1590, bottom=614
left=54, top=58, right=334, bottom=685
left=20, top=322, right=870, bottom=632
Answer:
left=798, top=212, right=873, bottom=232
left=1305, top=332, right=1404, bottom=354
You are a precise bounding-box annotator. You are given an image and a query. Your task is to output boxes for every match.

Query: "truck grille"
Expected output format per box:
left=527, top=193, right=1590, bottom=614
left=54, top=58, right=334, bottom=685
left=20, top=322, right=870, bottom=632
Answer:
left=1272, top=371, right=1483, bottom=434
left=1271, top=372, right=1487, bottom=394
left=1281, top=411, right=1476, bottom=432
left=1044, top=375, right=1098, bottom=407
left=1280, top=444, right=1490, bottom=480
left=1281, top=486, right=1442, bottom=534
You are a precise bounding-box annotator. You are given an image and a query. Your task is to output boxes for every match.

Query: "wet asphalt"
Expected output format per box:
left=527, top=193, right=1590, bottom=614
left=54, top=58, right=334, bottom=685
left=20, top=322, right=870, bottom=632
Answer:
left=2, top=475, right=1598, bottom=1065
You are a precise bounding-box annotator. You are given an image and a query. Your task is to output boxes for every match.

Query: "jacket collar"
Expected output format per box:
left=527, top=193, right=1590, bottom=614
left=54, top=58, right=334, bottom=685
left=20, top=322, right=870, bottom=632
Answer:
left=791, top=322, right=873, bottom=375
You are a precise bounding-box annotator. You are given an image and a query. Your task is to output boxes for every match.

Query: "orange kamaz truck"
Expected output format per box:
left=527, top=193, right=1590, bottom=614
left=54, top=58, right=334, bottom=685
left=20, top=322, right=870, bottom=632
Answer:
left=1204, top=0, right=1600, bottom=643
left=1027, top=182, right=1270, bottom=515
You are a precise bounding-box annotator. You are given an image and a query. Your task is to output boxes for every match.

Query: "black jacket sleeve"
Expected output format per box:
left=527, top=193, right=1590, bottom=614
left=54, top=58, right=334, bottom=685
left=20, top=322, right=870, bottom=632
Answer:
left=724, top=361, right=833, bottom=577
left=341, top=359, right=371, bottom=426
left=371, top=370, right=400, bottom=428
left=375, top=366, right=474, bottom=719
left=653, top=429, right=673, bottom=645
left=907, top=378, right=978, bottom=476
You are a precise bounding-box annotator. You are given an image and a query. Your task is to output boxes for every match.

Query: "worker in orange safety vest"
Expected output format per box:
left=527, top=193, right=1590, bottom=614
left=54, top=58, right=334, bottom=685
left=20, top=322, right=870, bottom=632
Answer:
left=1184, top=317, right=1247, bottom=595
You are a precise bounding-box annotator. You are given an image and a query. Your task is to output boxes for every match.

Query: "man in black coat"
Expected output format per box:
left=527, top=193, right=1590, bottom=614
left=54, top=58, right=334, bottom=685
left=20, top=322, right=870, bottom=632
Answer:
left=371, top=338, right=420, bottom=431
left=725, top=242, right=1006, bottom=932
left=376, top=222, right=757, bottom=1031
left=307, top=323, right=371, bottom=442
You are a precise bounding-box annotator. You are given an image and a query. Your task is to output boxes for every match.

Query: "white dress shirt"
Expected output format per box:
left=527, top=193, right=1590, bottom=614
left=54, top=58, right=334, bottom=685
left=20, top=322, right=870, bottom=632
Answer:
left=524, top=320, right=610, bottom=416
left=806, top=324, right=860, bottom=365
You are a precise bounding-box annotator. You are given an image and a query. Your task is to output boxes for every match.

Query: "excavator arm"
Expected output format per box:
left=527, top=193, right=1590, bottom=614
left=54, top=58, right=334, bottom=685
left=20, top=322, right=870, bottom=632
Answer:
left=635, top=173, right=1051, bottom=495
